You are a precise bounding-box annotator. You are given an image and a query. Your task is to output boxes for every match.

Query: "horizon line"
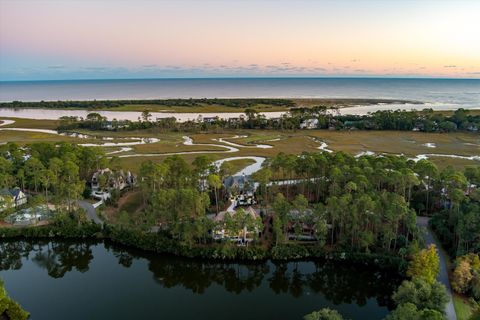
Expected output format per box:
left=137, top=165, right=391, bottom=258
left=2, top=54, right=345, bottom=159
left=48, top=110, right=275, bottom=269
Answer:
left=1, top=75, right=480, bottom=83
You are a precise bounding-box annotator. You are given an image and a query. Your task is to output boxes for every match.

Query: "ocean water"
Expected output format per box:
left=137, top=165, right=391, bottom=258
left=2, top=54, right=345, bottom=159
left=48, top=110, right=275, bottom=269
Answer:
left=0, top=78, right=479, bottom=109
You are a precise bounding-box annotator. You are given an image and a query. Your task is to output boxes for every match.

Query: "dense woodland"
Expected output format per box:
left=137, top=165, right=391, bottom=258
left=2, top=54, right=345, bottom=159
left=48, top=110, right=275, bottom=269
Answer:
left=57, top=108, right=480, bottom=133
left=0, top=142, right=109, bottom=215
left=1, top=142, right=478, bottom=258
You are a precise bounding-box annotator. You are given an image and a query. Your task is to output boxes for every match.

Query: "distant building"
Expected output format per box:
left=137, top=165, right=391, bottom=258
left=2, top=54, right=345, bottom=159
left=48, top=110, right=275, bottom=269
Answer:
left=227, top=117, right=242, bottom=124
left=300, top=118, right=319, bottom=129
left=467, top=124, right=478, bottom=132
left=202, top=116, right=219, bottom=123
left=0, top=188, right=27, bottom=212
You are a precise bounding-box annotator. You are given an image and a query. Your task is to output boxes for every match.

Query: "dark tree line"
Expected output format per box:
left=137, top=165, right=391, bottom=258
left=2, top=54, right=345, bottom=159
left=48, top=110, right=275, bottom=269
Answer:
left=57, top=108, right=479, bottom=133
left=1, top=98, right=294, bottom=110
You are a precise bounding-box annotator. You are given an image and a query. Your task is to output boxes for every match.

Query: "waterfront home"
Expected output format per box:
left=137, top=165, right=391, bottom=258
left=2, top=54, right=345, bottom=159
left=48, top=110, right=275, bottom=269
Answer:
left=287, top=208, right=318, bottom=240
left=300, top=118, right=319, bottom=129
left=0, top=188, right=27, bottom=212
left=212, top=206, right=262, bottom=243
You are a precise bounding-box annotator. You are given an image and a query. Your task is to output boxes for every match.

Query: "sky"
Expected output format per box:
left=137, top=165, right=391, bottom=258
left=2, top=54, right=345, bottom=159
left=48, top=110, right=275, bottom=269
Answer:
left=0, top=0, right=479, bottom=81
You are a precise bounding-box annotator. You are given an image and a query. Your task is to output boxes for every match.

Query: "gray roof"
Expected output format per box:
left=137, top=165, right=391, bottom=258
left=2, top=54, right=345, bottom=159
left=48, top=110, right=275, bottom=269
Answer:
left=0, top=188, right=23, bottom=198
left=223, top=175, right=255, bottom=191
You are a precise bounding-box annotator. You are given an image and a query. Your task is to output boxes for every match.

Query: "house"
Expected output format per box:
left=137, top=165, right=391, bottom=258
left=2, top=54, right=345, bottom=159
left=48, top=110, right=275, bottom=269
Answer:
left=202, top=116, right=219, bottom=123
left=286, top=209, right=318, bottom=241
left=300, top=118, right=319, bottom=129
left=270, top=117, right=282, bottom=124
left=223, top=175, right=255, bottom=195
left=212, top=206, right=262, bottom=243
left=91, top=168, right=136, bottom=200
left=466, top=124, right=478, bottom=132
left=0, top=188, right=27, bottom=212
left=223, top=175, right=256, bottom=206
left=236, top=191, right=256, bottom=206
left=227, top=117, right=242, bottom=124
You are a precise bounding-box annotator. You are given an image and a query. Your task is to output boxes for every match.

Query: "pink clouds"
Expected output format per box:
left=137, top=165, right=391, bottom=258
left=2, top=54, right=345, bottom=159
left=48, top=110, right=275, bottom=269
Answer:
left=0, top=0, right=479, bottom=80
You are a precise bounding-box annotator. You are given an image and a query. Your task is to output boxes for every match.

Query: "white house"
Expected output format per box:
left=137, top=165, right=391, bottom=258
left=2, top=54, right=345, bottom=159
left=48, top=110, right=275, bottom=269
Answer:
left=300, top=118, right=319, bottom=129
left=0, top=188, right=27, bottom=212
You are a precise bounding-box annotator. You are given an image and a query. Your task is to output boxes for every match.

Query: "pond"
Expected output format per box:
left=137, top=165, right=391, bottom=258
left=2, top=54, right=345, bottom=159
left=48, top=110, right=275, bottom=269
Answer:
left=0, top=240, right=402, bottom=320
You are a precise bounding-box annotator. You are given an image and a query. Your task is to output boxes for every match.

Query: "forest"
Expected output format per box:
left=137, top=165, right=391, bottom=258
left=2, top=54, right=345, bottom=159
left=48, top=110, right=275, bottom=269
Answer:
left=1, top=142, right=478, bottom=258
left=56, top=108, right=480, bottom=133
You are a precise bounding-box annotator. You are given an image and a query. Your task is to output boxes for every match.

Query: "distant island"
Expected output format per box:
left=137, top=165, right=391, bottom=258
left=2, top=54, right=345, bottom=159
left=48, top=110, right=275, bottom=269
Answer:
left=0, top=98, right=422, bottom=113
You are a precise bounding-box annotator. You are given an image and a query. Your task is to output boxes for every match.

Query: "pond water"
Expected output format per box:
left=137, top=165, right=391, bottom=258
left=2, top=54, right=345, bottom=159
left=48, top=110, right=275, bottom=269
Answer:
left=0, top=240, right=401, bottom=320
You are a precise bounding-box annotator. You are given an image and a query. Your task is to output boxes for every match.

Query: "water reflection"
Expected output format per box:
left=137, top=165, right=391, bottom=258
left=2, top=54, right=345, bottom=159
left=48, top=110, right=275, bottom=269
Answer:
left=0, top=240, right=94, bottom=278
left=0, top=240, right=400, bottom=309
left=32, top=242, right=93, bottom=278
left=105, top=243, right=399, bottom=307
left=0, top=241, right=34, bottom=270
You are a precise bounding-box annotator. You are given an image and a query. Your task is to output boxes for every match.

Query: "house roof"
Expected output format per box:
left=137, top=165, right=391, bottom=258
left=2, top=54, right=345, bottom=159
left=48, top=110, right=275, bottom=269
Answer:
left=0, top=188, right=23, bottom=198
left=223, top=175, right=253, bottom=189
left=213, top=206, right=260, bottom=222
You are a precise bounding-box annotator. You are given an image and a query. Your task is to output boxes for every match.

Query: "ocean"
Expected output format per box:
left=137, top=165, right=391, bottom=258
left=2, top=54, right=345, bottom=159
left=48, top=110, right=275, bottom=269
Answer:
left=0, top=78, right=479, bottom=109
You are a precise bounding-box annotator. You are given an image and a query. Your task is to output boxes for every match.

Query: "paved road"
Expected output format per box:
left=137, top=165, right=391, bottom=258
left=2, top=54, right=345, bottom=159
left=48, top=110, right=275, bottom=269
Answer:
left=77, top=200, right=103, bottom=226
left=417, top=216, right=457, bottom=320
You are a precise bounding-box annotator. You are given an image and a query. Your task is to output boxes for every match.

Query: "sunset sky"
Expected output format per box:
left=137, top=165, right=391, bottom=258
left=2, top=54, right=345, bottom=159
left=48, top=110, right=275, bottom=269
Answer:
left=0, top=0, right=479, bottom=81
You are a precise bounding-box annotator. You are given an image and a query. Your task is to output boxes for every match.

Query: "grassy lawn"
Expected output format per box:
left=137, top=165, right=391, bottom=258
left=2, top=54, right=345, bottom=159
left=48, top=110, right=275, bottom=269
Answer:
left=105, top=98, right=414, bottom=112
left=105, top=102, right=290, bottom=113
left=104, top=190, right=144, bottom=223
left=130, top=140, right=227, bottom=154
left=453, top=293, right=478, bottom=320
left=0, top=130, right=89, bottom=144
left=0, top=117, right=60, bottom=129
left=225, top=158, right=256, bottom=173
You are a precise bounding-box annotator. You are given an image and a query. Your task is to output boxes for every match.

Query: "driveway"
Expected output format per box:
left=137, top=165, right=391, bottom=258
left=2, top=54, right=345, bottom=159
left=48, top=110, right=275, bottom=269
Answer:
left=78, top=200, right=103, bottom=226
left=417, top=216, right=457, bottom=320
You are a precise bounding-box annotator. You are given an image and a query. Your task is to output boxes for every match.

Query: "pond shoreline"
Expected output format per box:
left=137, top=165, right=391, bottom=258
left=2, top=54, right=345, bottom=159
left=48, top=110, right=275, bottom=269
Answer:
left=0, top=237, right=403, bottom=320
left=0, top=223, right=406, bottom=273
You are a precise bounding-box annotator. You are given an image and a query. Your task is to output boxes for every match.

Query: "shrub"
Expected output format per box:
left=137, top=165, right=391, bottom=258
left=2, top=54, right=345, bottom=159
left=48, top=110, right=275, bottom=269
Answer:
left=304, top=308, right=344, bottom=320
left=0, top=279, right=29, bottom=320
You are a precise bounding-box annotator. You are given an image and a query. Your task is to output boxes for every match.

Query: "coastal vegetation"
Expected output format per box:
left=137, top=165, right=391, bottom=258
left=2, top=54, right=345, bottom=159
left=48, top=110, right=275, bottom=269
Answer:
left=0, top=279, right=29, bottom=320
left=0, top=98, right=416, bottom=113
left=0, top=141, right=476, bottom=254
left=56, top=107, right=479, bottom=133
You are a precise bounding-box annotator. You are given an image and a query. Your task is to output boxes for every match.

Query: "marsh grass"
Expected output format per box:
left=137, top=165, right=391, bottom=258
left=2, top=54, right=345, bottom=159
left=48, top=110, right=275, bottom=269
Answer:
left=1, top=120, right=478, bottom=171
